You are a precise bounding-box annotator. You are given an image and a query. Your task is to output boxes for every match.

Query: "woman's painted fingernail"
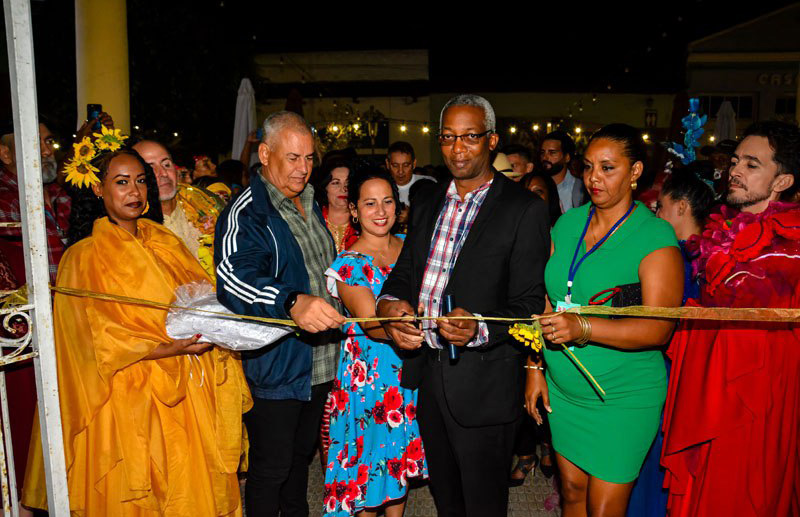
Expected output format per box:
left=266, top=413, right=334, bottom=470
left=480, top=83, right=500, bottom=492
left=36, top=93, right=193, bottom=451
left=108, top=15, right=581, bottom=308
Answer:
left=195, top=333, right=202, bottom=339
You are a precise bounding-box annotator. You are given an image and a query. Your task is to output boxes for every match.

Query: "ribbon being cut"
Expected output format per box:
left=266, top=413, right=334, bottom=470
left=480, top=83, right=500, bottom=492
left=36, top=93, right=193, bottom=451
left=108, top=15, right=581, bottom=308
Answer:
left=22, top=284, right=800, bottom=396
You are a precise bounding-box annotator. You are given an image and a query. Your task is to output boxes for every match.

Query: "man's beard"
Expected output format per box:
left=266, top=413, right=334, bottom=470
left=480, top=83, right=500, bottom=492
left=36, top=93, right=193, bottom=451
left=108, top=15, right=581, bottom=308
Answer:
left=41, top=157, right=57, bottom=184
left=158, top=181, right=177, bottom=202
left=542, top=161, right=564, bottom=175
left=726, top=181, right=772, bottom=210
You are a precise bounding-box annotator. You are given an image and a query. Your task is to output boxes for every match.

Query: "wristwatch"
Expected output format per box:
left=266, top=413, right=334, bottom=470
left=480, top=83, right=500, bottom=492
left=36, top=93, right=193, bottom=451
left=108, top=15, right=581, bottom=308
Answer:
left=284, top=291, right=302, bottom=315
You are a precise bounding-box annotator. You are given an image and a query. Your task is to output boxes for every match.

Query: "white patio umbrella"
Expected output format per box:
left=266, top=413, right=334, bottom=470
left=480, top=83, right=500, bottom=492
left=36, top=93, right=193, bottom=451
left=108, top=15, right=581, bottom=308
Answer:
left=232, top=78, right=256, bottom=165
left=714, top=100, right=737, bottom=142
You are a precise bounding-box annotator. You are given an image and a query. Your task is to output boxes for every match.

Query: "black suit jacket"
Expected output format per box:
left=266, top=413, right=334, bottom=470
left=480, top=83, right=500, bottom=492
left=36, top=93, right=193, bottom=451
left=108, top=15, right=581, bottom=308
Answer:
left=380, top=172, right=550, bottom=427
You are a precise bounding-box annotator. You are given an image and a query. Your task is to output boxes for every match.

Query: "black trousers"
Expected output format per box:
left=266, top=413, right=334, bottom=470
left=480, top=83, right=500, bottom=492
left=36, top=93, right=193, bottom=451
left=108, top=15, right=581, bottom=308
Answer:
left=243, top=381, right=331, bottom=517
left=416, top=353, right=520, bottom=517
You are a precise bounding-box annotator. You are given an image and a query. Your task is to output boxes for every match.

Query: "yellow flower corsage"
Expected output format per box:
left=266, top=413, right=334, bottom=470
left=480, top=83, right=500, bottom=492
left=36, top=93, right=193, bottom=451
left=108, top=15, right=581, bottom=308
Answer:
left=509, top=321, right=544, bottom=352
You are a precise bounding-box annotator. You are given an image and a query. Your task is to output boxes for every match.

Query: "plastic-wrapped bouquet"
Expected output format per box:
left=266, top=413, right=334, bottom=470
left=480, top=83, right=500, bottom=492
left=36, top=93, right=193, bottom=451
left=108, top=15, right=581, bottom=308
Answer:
left=166, top=282, right=293, bottom=351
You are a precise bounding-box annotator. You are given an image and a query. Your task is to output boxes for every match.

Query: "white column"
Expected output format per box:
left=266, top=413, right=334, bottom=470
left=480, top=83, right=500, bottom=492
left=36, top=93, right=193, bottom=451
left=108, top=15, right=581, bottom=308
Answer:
left=3, top=0, right=70, bottom=514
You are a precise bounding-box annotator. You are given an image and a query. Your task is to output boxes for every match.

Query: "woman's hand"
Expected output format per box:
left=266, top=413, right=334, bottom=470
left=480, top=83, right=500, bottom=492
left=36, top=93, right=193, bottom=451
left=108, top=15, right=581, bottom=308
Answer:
left=525, top=369, right=551, bottom=425
left=146, top=334, right=212, bottom=360
left=539, top=311, right=583, bottom=346
left=172, top=334, right=213, bottom=355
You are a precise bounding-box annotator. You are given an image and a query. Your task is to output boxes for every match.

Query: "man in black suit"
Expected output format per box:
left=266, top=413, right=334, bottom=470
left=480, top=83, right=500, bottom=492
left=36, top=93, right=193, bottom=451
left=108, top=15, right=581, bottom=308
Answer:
left=377, top=94, right=550, bottom=516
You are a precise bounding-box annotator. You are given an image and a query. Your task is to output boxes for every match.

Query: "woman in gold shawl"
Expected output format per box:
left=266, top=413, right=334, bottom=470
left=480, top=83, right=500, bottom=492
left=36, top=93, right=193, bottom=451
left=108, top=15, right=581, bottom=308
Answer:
left=27, top=148, right=251, bottom=516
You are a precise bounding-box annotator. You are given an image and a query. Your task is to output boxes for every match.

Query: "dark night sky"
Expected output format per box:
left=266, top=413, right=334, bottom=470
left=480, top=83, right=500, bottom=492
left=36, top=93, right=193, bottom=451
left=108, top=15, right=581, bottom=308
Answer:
left=1, top=0, right=796, bottom=158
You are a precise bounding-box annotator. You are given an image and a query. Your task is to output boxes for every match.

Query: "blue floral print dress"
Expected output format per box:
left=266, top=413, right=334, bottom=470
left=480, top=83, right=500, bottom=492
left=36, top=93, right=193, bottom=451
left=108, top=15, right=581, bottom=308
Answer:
left=322, top=248, right=427, bottom=516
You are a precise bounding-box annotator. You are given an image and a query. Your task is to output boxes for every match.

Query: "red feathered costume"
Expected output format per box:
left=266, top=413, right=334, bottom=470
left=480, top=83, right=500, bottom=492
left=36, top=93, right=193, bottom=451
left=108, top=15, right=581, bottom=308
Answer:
left=663, top=202, right=800, bottom=516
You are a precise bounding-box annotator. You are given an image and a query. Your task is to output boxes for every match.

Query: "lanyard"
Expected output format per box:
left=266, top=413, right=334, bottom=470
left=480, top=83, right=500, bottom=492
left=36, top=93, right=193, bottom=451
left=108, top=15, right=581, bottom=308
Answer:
left=566, top=202, right=635, bottom=303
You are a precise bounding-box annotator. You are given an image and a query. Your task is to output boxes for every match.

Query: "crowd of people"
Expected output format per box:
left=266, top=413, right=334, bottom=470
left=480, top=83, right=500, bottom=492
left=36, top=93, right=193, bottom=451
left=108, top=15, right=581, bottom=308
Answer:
left=1, top=93, right=798, bottom=517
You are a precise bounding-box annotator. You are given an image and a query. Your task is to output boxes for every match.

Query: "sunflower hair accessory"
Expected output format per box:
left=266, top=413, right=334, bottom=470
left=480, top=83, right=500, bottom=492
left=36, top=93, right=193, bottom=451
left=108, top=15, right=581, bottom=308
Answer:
left=64, top=127, right=127, bottom=188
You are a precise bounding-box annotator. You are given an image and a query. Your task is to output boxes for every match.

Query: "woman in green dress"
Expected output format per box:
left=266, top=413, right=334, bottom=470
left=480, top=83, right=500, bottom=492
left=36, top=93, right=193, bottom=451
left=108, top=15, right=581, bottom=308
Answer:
left=525, top=124, right=684, bottom=517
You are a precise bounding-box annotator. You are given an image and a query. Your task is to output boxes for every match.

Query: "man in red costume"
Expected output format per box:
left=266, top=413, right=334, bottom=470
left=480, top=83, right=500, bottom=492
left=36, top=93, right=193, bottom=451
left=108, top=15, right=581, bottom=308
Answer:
left=663, top=121, right=800, bottom=516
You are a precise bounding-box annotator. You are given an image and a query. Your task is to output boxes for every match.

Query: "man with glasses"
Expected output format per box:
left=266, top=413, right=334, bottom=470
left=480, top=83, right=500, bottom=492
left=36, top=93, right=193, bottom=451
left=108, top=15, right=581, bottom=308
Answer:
left=377, top=94, right=551, bottom=516
left=0, top=117, right=72, bottom=514
left=0, top=118, right=69, bottom=286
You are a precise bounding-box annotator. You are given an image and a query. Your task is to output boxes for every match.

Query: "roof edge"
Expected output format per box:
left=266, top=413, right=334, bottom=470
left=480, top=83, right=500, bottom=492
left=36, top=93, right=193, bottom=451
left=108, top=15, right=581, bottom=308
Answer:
left=689, top=3, right=800, bottom=48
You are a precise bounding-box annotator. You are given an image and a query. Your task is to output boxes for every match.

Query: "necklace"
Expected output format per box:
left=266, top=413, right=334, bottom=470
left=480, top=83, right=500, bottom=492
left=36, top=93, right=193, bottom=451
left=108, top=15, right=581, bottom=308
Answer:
left=586, top=204, right=637, bottom=248
left=327, top=220, right=349, bottom=253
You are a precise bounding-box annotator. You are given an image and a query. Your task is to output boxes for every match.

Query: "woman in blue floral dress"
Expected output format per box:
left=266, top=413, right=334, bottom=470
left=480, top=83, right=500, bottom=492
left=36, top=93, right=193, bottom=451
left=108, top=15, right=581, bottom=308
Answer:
left=323, top=168, right=426, bottom=517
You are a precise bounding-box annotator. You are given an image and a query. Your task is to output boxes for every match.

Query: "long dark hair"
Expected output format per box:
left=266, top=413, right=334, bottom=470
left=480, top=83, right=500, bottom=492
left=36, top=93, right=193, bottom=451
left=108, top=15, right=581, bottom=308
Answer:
left=521, top=170, right=561, bottom=226
left=67, top=148, right=163, bottom=246
left=314, top=157, right=353, bottom=208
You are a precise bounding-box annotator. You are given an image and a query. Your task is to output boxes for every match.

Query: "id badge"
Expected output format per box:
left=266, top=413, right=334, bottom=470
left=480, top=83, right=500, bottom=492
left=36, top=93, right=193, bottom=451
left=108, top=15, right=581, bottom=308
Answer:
left=556, top=300, right=580, bottom=312
left=555, top=300, right=581, bottom=350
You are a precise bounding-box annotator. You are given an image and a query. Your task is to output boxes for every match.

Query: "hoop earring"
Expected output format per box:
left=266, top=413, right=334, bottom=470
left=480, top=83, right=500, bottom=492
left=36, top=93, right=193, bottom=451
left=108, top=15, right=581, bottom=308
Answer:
left=352, top=216, right=358, bottom=223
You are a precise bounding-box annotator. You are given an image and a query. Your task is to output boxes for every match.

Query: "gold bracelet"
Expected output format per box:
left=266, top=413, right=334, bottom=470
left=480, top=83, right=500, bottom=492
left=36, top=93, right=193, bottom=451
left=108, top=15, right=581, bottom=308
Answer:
left=574, top=315, right=592, bottom=346
left=580, top=315, right=592, bottom=343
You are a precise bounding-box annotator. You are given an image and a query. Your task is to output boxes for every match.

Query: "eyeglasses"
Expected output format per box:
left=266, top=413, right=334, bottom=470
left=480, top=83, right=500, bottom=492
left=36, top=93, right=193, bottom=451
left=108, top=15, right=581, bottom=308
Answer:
left=438, top=130, right=493, bottom=146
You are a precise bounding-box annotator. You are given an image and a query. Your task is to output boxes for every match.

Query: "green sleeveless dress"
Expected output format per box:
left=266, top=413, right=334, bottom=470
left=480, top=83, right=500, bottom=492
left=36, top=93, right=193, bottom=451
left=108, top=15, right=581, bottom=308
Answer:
left=543, top=201, right=678, bottom=483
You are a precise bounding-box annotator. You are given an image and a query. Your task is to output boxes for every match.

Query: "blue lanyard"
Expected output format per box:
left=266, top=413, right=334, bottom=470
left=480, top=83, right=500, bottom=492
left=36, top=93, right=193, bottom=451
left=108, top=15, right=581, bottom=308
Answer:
left=566, top=202, right=635, bottom=303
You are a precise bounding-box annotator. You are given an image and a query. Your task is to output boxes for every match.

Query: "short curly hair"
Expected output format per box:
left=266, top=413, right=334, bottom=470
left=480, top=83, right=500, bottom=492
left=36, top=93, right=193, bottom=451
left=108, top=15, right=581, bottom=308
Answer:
left=743, top=121, right=800, bottom=200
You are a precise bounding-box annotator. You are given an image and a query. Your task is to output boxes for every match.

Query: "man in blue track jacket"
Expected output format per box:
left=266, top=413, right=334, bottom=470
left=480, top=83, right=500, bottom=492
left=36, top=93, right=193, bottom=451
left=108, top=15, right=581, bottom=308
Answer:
left=214, top=111, right=345, bottom=517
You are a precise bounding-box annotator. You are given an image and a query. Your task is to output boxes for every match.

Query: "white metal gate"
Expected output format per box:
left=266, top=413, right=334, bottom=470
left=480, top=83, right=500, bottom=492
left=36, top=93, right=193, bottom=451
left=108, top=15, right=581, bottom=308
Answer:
left=1, top=0, right=70, bottom=515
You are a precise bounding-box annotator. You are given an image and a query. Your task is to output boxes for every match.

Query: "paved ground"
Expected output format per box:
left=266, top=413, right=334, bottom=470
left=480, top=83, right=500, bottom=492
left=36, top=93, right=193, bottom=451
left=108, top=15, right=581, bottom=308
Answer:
left=303, top=453, right=561, bottom=516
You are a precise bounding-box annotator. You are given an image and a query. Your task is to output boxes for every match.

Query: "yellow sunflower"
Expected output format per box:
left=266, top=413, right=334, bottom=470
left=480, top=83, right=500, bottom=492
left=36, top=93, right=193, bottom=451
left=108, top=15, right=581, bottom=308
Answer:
left=93, top=125, right=126, bottom=151
left=65, top=159, right=101, bottom=188
left=72, top=136, right=95, bottom=161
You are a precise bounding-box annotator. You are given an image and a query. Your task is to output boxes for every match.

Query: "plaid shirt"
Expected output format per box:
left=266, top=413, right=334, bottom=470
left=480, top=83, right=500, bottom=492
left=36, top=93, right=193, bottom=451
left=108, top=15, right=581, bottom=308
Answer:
left=262, top=176, right=340, bottom=386
left=0, top=167, right=70, bottom=285
left=419, top=179, right=491, bottom=349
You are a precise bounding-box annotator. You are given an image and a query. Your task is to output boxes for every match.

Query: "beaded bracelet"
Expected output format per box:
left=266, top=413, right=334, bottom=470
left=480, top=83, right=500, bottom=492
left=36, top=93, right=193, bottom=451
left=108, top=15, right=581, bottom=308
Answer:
left=524, top=365, right=545, bottom=371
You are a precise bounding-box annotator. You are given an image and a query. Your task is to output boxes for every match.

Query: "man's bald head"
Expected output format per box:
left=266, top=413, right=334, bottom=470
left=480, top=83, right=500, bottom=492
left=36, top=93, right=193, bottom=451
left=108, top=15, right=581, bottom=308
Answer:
left=133, top=139, right=170, bottom=160
left=133, top=139, right=178, bottom=201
